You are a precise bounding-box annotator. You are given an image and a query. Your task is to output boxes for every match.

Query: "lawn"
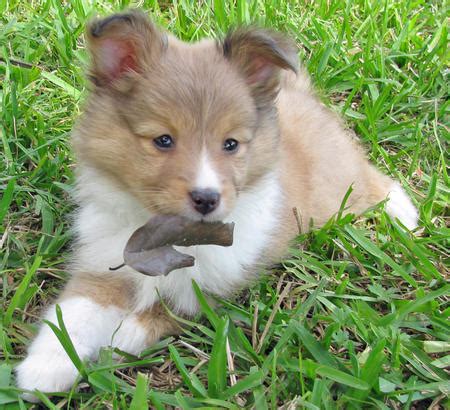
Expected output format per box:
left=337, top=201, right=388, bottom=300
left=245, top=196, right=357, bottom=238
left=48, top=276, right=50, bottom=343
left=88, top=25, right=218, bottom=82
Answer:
left=0, top=0, right=448, bottom=408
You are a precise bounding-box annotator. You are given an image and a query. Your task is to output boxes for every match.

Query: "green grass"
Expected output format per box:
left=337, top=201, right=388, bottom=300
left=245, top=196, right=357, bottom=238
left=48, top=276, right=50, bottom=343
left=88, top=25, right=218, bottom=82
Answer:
left=1, top=0, right=448, bottom=408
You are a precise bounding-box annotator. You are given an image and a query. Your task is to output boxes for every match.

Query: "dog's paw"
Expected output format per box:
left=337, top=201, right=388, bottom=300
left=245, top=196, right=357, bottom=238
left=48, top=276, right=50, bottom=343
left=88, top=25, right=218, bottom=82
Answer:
left=386, top=182, right=419, bottom=230
left=16, top=353, right=79, bottom=402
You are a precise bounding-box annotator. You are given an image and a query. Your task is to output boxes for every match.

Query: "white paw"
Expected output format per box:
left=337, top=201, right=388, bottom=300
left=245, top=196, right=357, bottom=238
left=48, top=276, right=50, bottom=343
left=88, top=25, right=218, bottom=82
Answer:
left=111, top=315, right=149, bottom=355
left=386, top=182, right=419, bottom=230
left=16, top=352, right=79, bottom=401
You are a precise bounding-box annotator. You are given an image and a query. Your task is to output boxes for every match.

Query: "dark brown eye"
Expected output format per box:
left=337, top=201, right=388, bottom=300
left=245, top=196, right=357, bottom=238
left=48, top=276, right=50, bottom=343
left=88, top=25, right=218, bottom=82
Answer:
left=153, top=134, right=174, bottom=150
left=223, top=138, right=239, bottom=153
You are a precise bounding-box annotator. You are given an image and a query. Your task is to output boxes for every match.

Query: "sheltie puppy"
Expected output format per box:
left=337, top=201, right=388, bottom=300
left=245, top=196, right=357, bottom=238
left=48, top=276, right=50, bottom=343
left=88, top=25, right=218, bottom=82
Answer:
left=16, top=10, right=418, bottom=397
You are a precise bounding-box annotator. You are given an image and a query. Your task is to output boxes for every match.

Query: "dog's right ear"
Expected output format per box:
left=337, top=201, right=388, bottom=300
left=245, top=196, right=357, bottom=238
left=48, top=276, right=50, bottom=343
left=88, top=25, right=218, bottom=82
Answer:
left=86, top=10, right=166, bottom=88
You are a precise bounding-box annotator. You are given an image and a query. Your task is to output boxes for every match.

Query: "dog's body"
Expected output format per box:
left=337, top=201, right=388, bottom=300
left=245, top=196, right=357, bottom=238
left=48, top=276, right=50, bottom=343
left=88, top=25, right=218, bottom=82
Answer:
left=16, top=11, right=418, bottom=396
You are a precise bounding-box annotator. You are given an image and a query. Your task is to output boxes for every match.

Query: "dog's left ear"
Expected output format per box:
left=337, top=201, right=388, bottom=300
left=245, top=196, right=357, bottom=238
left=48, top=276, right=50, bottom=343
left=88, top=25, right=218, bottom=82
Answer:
left=223, top=28, right=298, bottom=107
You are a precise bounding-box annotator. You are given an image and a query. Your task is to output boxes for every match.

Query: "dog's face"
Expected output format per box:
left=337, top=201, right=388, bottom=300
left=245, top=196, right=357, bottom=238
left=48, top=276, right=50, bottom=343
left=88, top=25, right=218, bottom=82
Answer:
left=74, top=11, right=297, bottom=221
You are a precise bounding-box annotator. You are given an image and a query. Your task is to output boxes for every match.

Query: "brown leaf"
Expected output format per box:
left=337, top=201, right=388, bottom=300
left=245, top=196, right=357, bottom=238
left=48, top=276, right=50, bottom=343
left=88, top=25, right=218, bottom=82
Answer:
left=123, top=215, right=234, bottom=276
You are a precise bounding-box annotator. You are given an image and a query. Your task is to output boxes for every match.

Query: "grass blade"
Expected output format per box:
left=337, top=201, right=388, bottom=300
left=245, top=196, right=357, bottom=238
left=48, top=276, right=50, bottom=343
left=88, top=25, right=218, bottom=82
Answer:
left=192, top=279, right=220, bottom=329
left=208, top=317, right=229, bottom=397
left=294, top=324, right=339, bottom=368
left=129, top=373, right=148, bottom=410
left=345, top=225, right=418, bottom=287
left=0, top=179, right=15, bottom=226
left=168, top=344, right=207, bottom=398
left=43, top=304, right=84, bottom=373
left=4, top=256, right=42, bottom=327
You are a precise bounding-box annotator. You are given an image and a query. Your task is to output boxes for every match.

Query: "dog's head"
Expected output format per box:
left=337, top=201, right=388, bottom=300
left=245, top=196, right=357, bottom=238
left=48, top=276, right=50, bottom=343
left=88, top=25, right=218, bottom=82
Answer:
left=74, top=10, right=297, bottom=221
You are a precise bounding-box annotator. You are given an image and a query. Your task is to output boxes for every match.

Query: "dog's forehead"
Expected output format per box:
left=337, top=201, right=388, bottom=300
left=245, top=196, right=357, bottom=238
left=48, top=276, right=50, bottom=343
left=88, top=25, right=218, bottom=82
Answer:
left=128, top=42, right=256, bottom=131
left=164, top=39, right=236, bottom=91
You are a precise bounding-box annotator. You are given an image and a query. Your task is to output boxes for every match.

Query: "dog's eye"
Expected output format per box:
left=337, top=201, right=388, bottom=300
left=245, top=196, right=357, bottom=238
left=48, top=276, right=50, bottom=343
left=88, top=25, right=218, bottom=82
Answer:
left=223, top=138, right=239, bottom=153
left=153, top=134, right=174, bottom=150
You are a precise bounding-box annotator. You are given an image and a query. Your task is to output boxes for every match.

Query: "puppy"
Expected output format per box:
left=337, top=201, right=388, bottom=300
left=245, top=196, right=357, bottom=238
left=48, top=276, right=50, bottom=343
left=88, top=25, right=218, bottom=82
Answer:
left=16, top=10, right=418, bottom=396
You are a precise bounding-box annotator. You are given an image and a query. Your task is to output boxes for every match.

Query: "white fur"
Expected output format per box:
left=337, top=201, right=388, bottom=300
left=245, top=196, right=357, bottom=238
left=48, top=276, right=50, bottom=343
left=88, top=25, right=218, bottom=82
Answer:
left=71, top=167, right=151, bottom=273
left=136, top=172, right=282, bottom=314
left=111, top=315, right=149, bottom=355
left=195, top=149, right=222, bottom=191
left=73, top=167, right=281, bottom=314
left=386, top=182, right=418, bottom=230
left=16, top=297, right=127, bottom=398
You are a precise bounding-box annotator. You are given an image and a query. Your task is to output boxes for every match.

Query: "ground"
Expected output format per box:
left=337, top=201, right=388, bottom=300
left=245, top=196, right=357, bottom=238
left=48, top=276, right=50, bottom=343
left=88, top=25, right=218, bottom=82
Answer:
left=0, top=1, right=448, bottom=409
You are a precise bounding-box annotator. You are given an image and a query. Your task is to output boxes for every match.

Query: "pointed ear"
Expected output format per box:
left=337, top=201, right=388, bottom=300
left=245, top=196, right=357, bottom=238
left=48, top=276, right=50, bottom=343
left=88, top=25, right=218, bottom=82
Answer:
left=222, top=28, right=298, bottom=106
left=86, top=10, right=166, bottom=88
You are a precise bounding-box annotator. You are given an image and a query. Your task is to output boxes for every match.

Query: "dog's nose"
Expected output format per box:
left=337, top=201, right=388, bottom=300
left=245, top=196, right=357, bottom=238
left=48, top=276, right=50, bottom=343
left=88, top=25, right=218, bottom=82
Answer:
left=189, top=189, right=220, bottom=215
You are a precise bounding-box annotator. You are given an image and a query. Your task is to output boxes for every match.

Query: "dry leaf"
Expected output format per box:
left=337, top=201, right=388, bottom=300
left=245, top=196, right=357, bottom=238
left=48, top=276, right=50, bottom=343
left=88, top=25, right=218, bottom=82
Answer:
left=122, top=215, right=234, bottom=276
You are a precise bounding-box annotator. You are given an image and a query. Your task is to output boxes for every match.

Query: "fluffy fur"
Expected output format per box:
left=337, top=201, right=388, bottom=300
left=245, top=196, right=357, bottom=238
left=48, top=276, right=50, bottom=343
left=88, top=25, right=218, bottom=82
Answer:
left=16, top=10, right=418, bottom=398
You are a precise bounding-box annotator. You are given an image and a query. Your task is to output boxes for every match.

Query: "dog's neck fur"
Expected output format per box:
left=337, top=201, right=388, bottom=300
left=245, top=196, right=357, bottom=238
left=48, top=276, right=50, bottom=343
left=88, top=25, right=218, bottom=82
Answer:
left=71, top=164, right=282, bottom=314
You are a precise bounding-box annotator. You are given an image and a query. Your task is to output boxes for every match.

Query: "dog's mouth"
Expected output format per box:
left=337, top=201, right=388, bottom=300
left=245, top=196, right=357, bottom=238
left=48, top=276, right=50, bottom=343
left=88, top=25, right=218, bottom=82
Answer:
left=185, top=207, right=229, bottom=224
left=200, top=213, right=225, bottom=223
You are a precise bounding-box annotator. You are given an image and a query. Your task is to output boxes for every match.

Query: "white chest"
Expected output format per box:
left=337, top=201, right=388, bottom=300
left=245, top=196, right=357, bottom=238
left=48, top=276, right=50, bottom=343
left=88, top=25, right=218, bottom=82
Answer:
left=73, top=169, right=281, bottom=315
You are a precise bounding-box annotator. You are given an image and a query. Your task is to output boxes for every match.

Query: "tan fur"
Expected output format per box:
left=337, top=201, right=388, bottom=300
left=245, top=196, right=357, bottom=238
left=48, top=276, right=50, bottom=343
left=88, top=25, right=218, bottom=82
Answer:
left=61, top=272, right=133, bottom=309
left=264, top=71, right=393, bottom=259
left=72, top=11, right=396, bottom=339
left=136, top=304, right=182, bottom=345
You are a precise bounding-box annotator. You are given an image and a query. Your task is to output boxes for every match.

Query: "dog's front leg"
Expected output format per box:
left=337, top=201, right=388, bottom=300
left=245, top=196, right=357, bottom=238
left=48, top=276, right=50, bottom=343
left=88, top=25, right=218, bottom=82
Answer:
left=16, top=296, right=129, bottom=400
left=16, top=291, right=179, bottom=402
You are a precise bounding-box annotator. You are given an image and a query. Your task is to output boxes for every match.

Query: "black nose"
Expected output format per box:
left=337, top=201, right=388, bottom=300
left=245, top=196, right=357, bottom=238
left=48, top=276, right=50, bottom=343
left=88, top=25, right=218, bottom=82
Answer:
left=189, top=189, right=220, bottom=215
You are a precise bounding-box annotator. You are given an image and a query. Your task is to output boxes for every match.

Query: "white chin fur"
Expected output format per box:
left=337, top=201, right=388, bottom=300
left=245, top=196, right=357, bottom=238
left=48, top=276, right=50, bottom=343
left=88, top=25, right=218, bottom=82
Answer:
left=385, top=182, right=419, bottom=230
